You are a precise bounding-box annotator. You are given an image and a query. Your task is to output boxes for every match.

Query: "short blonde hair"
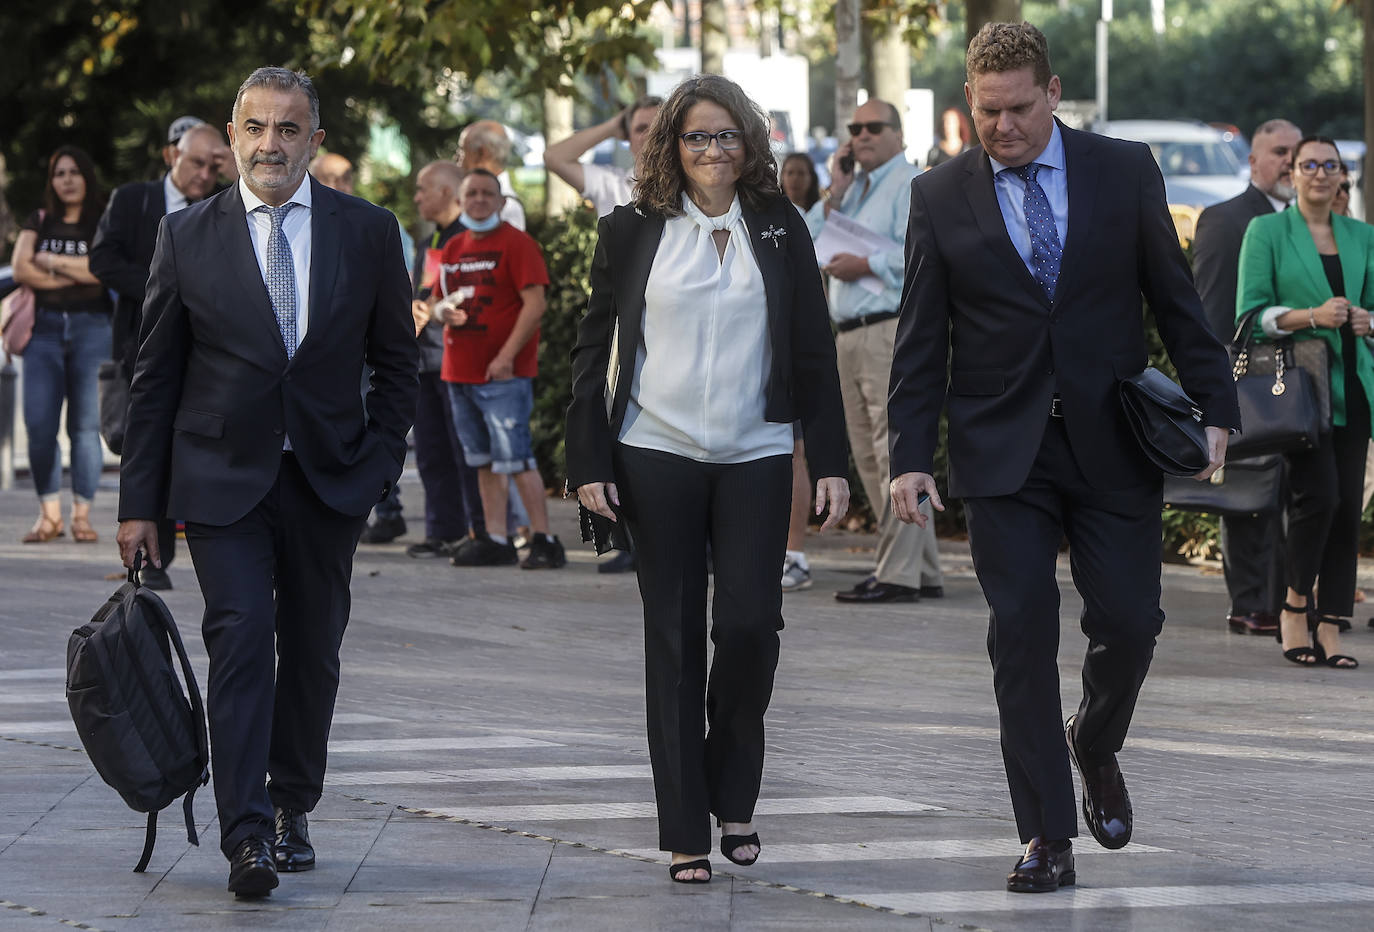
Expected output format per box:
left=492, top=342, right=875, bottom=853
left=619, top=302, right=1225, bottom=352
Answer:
left=966, top=22, right=1052, bottom=89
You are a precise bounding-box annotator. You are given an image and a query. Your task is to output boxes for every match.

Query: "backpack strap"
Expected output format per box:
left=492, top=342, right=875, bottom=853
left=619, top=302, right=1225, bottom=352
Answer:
left=134, top=812, right=158, bottom=873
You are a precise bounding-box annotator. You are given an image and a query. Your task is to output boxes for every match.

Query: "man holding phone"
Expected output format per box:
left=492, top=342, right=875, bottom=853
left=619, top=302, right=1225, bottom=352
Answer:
left=805, top=98, right=943, bottom=604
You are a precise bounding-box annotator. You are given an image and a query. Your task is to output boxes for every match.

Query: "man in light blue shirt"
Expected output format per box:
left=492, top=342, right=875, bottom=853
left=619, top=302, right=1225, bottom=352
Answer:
left=806, top=98, right=943, bottom=605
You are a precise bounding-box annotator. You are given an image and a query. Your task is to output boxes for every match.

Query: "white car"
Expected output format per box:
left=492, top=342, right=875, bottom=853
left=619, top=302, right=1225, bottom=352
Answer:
left=1093, top=120, right=1248, bottom=208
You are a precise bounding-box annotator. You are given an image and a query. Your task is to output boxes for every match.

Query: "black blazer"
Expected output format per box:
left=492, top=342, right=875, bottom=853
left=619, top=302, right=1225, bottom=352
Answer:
left=118, top=178, right=418, bottom=526
left=1192, top=183, right=1276, bottom=340
left=890, top=122, right=1240, bottom=499
left=90, top=179, right=166, bottom=368
left=566, top=194, right=847, bottom=489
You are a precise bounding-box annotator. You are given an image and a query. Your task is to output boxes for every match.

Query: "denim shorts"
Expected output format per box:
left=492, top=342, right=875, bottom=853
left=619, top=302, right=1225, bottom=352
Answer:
left=445, top=377, right=537, bottom=474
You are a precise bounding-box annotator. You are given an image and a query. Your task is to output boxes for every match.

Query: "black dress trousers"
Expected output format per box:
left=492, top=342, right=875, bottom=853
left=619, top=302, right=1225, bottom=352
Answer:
left=184, top=453, right=367, bottom=857
left=613, top=444, right=792, bottom=855
left=962, top=418, right=1164, bottom=844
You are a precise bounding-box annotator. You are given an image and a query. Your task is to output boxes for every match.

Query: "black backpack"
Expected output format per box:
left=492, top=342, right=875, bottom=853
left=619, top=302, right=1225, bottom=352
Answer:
left=65, top=555, right=209, bottom=872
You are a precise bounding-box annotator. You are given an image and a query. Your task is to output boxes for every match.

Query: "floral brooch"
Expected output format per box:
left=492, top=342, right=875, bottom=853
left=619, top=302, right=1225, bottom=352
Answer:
left=760, top=225, right=787, bottom=248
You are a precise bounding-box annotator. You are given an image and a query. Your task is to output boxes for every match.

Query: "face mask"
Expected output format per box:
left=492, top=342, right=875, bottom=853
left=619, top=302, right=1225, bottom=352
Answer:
left=460, top=211, right=501, bottom=233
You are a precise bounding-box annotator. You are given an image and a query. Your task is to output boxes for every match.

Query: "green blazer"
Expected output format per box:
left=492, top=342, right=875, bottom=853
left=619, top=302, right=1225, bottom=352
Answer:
left=1236, top=206, right=1374, bottom=427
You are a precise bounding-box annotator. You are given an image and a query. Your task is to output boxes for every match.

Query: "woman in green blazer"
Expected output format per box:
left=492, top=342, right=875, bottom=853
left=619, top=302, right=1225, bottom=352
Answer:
left=1237, top=135, right=1374, bottom=670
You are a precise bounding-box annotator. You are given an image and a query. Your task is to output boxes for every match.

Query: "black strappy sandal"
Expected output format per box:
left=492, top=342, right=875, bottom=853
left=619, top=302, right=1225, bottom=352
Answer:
left=1276, top=602, right=1320, bottom=666
left=720, top=832, right=761, bottom=866
left=1314, top=615, right=1359, bottom=669
left=668, top=859, right=712, bottom=883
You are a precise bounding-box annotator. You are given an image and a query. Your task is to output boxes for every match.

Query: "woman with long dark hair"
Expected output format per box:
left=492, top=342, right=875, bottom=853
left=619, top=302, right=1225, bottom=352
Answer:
left=779, top=151, right=821, bottom=212
left=1237, top=135, right=1374, bottom=669
left=9, top=145, right=111, bottom=543
left=567, top=75, right=849, bottom=883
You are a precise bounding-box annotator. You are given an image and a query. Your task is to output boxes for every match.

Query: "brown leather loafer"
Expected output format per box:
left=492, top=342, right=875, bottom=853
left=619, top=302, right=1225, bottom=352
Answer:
left=1066, top=715, right=1133, bottom=849
left=1006, top=837, right=1075, bottom=893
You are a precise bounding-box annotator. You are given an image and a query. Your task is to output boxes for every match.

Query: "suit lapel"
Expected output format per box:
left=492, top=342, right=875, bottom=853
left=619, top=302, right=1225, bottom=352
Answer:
left=214, top=184, right=289, bottom=362
left=1332, top=214, right=1364, bottom=303
left=964, top=152, right=1049, bottom=308
left=740, top=199, right=786, bottom=344
left=1056, top=124, right=1098, bottom=305
left=614, top=207, right=664, bottom=382
left=1286, top=207, right=1332, bottom=299
left=302, top=177, right=341, bottom=357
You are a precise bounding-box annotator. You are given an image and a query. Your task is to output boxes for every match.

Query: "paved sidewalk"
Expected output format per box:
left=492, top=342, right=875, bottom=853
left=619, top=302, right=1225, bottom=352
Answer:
left=1, top=471, right=1372, bottom=931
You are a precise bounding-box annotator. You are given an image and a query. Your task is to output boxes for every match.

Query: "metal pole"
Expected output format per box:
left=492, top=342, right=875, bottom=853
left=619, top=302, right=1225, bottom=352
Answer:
left=1096, top=1, right=1113, bottom=125
left=0, top=357, right=16, bottom=490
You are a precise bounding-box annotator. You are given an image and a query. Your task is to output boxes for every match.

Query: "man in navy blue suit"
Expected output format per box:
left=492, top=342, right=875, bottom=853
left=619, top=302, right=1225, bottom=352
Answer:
left=116, top=67, right=416, bottom=897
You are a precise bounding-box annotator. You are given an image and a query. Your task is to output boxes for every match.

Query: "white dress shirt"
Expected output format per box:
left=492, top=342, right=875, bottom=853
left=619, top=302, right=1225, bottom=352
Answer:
left=239, top=176, right=312, bottom=353
left=163, top=174, right=191, bottom=215
left=989, top=122, right=1069, bottom=275
left=620, top=194, right=793, bottom=464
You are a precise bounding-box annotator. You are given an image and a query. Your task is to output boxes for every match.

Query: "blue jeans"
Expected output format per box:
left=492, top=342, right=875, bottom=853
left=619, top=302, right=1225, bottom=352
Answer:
left=446, top=378, right=537, bottom=475
left=23, top=310, right=111, bottom=501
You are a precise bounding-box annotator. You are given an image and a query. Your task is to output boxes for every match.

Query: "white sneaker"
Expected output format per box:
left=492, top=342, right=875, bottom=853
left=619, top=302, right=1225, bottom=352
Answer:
left=781, top=556, right=812, bottom=592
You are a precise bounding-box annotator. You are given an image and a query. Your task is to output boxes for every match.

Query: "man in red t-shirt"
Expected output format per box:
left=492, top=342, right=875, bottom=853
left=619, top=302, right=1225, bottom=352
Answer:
left=433, top=168, right=564, bottom=569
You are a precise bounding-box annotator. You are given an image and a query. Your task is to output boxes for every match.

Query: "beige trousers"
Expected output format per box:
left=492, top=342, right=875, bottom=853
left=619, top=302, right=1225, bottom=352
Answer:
left=835, top=317, right=942, bottom=588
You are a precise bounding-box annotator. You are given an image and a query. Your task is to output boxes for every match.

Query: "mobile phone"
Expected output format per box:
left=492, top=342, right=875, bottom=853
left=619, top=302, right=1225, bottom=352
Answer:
left=918, top=492, right=930, bottom=506
left=838, top=152, right=855, bottom=175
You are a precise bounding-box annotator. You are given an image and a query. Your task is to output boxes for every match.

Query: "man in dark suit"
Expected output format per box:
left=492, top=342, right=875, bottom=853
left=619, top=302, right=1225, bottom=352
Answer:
left=115, top=67, right=416, bottom=898
left=1192, top=119, right=1301, bottom=636
left=90, top=119, right=225, bottom=589
left=888, top=23, right=1239, bottom=892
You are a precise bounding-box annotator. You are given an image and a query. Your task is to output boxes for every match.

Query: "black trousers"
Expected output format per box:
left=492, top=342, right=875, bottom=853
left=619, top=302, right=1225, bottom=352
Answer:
left=414, top=370, right=483, bottom=540
left=1285, top=422, right=1370, bottom=617
left=156, top=516, right=177, bottom=570
left=184, top=453, right=366, bottom=857
left=963, top=418, right=1163, bottom=844
left=1219, top=512, right=1283, bottom=616
left=614, top=444, right=791, bottom=854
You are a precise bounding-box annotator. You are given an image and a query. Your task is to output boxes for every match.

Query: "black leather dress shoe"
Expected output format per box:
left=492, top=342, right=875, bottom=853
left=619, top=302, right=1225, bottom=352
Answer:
left=227, top=837, right=278, bottom=897
left=139, top=566, right=173, bottom=591
left=834, top=576, right=919, bottom=603
left=1006, top=837, right=1075, bottom=893
left=918, top=585, right=944, bottom=599
left=1228, top=612, right=1278, bottom=635
left=274, top=807, right=316, bottom=872
left=1066, top=715, right=1133, bottom=849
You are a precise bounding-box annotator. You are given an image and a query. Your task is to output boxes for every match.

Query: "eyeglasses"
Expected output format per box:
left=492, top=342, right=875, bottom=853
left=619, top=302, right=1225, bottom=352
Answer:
left=679, top=130, right=743, bottom=152
left=847, top=121, right=898, bottom=137
left=1297, top=159, right=1342, bottom=176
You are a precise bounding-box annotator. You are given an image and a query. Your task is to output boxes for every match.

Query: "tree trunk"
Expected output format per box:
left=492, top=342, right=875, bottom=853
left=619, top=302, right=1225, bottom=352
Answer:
left=870, top=21, right=910, bottom=116
left=965, top=0, right=1022, bottom=45
left=835, top=0, right=861, bottom=137
left=543, top=89, right=579, bottom=217
left=701, top=0, right=727, bottom=74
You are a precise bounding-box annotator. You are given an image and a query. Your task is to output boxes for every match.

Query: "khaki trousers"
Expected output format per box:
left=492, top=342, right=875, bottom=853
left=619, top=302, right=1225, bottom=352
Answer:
left=835, top=317, right=942, bottom=589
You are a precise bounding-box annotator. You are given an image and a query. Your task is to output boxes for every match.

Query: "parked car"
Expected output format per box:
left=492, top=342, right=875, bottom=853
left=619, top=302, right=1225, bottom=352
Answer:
left=1093, top=120, right=1247, bottom=208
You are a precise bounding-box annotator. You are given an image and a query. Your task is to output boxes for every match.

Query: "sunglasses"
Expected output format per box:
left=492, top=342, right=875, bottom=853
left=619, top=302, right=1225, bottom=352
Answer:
left=679, top=130, right=743, bottom=152
left=1296, top=159, right=1342, bottom=176
left=847, top=121, right=898, bottom=137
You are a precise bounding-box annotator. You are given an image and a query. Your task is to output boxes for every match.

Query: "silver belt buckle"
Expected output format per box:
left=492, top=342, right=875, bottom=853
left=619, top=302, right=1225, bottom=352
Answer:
left=1050, top=395, right=1064, bottom=417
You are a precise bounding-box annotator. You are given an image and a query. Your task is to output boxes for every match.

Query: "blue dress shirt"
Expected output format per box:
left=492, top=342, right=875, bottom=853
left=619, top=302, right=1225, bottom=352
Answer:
left=988, top=122, right=1069, bottom=276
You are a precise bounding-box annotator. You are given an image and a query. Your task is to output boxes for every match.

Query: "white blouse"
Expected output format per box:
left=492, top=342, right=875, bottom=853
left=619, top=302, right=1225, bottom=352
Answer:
left=619, top=194, right=793, bottom=463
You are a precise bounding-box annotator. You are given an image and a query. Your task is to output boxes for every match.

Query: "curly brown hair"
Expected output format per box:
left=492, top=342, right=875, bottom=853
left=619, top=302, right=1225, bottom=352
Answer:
left=965, top=21, right=1052, bottom=89
left=632, top=74, right=779, bottom=216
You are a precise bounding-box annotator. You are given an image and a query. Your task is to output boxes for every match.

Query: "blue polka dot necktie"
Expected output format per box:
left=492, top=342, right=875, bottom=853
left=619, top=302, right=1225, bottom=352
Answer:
left=257, top=203, right=298, bottom=358
left=1010, top=162, right=1062, bottom=301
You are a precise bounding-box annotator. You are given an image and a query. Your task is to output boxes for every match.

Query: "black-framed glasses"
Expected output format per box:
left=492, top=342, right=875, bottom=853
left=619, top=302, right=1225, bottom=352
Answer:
left=1297, top=159, right=1342, bottom=176
left=679, top=130, right=743, bottom=152
left=847, top=121, right=897, bottom=137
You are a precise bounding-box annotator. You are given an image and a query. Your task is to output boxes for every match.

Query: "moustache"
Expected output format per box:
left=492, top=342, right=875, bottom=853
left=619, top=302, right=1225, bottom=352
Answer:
left=252, top=154, right=288, bottom=166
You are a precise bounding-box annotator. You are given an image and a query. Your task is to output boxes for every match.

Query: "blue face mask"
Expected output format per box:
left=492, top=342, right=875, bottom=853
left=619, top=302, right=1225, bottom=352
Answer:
left=460, top=211, right=501, bottom=233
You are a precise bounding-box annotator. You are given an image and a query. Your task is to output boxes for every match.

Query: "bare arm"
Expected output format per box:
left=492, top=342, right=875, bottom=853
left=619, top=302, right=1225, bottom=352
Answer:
left=485, top=285, right=546, bottom=381
left=10, top=231, right=78, bottom=291
left=543, top=115, right=622, bottom=193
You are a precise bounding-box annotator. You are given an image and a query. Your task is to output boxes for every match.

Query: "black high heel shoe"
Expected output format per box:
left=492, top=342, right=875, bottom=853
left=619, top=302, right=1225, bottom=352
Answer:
left=1313, top=615, right=1359, bottom=669
left=1276, top=602, right=1320, bottom=666
left=668, top=858, right=712, bottom=883
left=717, top=819, right=761, bottom=866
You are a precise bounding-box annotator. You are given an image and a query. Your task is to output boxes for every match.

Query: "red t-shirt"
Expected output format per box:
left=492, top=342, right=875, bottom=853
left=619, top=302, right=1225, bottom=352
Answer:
left=438, top=223, right=550, bottom=384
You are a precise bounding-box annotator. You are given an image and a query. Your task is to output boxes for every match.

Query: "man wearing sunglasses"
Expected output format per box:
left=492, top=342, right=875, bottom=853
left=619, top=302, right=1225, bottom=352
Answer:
left=805, top=98, right=944, bottom=605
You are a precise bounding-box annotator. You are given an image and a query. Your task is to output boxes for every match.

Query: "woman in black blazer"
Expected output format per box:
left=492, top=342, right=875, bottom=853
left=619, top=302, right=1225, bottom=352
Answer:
left=566, top=74, right=849, bottom=883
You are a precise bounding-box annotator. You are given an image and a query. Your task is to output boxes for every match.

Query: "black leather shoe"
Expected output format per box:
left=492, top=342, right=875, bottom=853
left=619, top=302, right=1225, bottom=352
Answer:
left=274, top=807, right=315, bottom=872
left=919, top=585, right=944, bottom=599
left=227, top=837, right=278, bottom=897
left=1066, top=715, right=1133, bottom=849
left=835, top=576, right=919, bottom=603
left=1006, top=837, right=1075, bottom=893
left=597, top=550, right=637, bottom=574
left=139, top=566, right=173, bottom=591
left=360, top=514, right=406, bottom=544
left=1228, top=612, right=1278, bottom=635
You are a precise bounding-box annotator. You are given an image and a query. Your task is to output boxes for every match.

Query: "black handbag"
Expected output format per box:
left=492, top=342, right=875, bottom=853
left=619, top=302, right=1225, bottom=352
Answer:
left=578, top=502, right=632, bottom=555
left=1119, top=367, right=1211, bottom=477
left=1162, top=454, right=1283, bottom=517
left=1227, top=308, right=1325, bottom=459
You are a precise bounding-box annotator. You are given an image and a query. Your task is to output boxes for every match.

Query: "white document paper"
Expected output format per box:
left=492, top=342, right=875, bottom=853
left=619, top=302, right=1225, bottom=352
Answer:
left=813, top=211, right=904, bottom=295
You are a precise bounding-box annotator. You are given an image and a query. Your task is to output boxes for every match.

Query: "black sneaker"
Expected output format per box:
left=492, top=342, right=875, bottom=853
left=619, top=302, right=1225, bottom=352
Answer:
left=521, top=533, right=567, bottom=569
left=450, top=533, right=518, bottom=567
left=360, top=514, right=406, bottom=544
left=405, top=538, right=460, bottom=559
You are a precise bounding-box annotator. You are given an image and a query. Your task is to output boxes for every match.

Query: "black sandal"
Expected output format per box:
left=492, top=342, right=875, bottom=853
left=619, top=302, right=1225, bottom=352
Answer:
left=720, top=832, right=761, bottom=866
left=1276, top=602, right=1320, bottom=666
left=1314, top=616, right=1359, bottom=669
left=668, top=859, right=712, bottom=883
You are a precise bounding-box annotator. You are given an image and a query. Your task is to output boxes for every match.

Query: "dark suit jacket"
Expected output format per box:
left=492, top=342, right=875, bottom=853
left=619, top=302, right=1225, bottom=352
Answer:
left=889, top=122, right=1241, bottom=499
left=1192, top=184, right=1276, bottom=340
left=118, top=178, right=418, bottom=526
left=565, top=194, right=847, bottom=488
left=89, top=179, right=167, bottom=368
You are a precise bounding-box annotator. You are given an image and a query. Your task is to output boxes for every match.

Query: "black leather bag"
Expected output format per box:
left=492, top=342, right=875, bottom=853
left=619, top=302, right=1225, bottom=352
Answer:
left=578, top=502, right=632, bottom=555
left=1227, top=308, right=1325, bottom=459
left=1119, top=367, right=1211, bottom=477
left=1163, top=454, right=1283, bottom=516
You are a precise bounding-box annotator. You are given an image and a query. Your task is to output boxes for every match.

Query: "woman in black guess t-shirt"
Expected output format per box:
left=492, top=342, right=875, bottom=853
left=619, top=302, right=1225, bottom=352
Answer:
left=8, top=145, right=111, bottom=543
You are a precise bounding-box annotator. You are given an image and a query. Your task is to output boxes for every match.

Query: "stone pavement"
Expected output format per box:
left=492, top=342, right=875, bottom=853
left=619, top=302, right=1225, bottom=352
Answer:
left=2, top=469, right=1373, bottom=931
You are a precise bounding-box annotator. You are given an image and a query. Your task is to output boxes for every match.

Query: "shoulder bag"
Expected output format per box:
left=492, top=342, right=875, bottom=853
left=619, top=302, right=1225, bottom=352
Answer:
left=1226, top=307, right=1326, bottom=459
